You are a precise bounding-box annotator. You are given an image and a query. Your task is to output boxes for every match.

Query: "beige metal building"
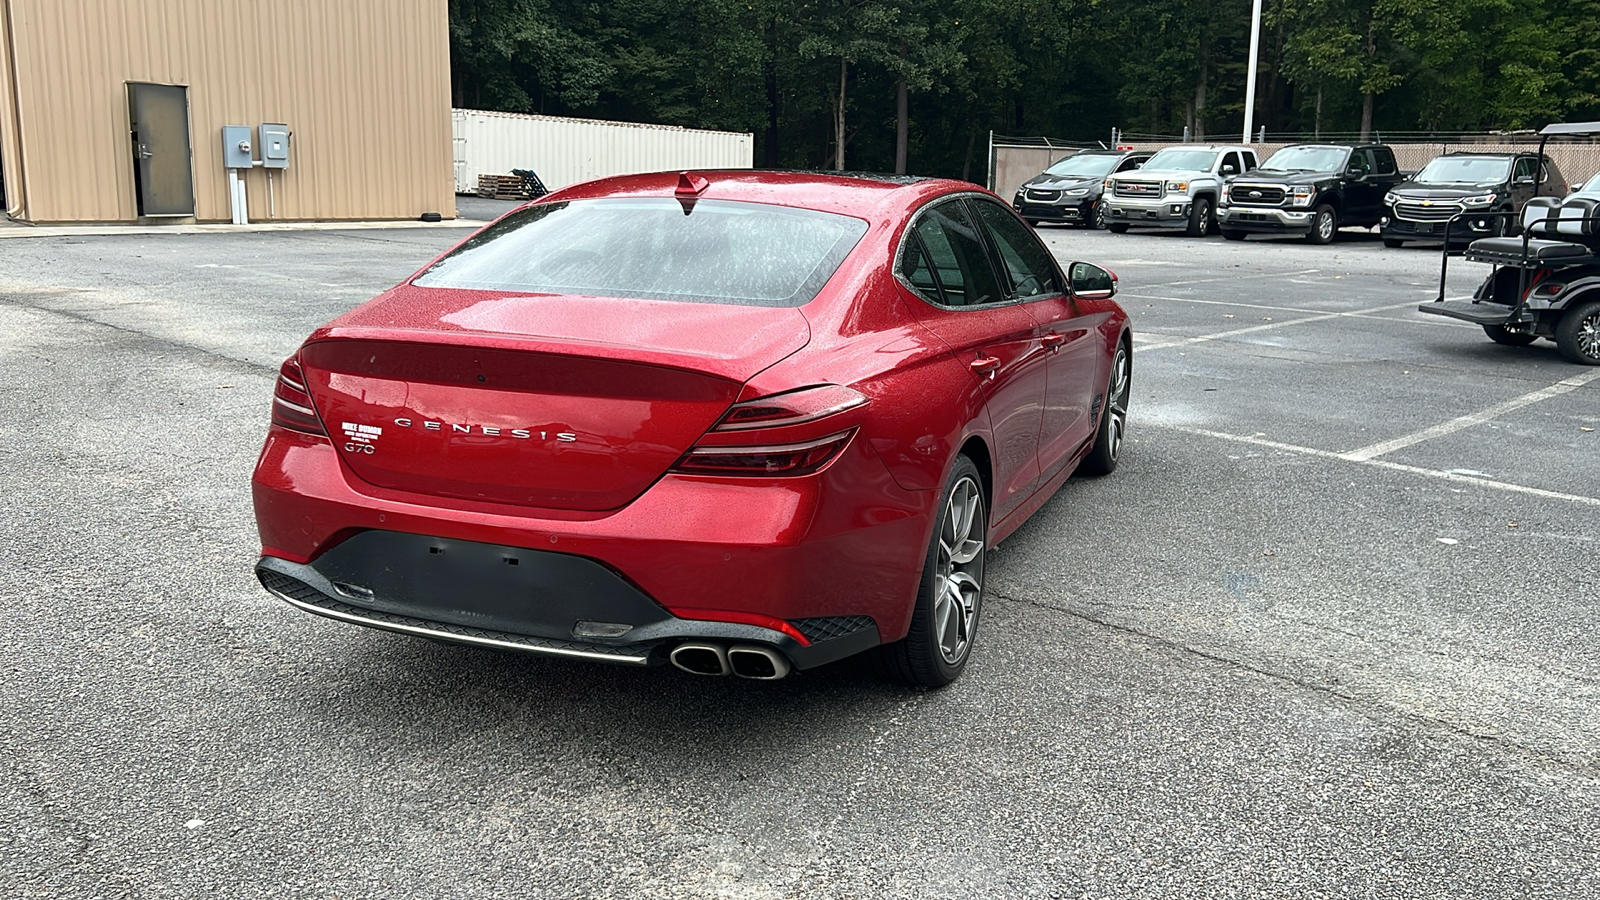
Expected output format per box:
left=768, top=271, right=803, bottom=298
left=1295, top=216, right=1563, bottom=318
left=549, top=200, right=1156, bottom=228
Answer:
left=0, top=0, right=455, bottom=224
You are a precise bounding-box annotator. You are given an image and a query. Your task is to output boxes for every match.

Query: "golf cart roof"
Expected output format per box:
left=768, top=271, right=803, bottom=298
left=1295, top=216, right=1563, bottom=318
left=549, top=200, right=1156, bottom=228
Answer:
left=1540, top=122, right=1600, bottom=136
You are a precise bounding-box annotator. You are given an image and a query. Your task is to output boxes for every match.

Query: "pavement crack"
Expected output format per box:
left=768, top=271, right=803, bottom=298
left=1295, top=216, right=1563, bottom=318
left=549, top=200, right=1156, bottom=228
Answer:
left=986, top=589, right=1600, bottom=778
left=0, top=290, right=276, bottom=376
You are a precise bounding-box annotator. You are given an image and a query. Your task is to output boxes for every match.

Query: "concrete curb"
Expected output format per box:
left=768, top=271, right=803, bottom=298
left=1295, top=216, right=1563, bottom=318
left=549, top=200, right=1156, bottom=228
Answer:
left=0, top=218, right=486, bottom=238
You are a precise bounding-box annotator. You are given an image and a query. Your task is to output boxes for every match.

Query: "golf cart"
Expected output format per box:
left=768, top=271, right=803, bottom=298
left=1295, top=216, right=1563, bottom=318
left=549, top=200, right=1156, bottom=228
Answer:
left=1419, top=121, right=1600, bottom=364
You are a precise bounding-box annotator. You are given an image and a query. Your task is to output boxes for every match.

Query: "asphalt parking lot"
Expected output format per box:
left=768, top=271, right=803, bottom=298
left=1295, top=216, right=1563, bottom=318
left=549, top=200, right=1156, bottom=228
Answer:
left=3, top=212, right=1598, bottom=898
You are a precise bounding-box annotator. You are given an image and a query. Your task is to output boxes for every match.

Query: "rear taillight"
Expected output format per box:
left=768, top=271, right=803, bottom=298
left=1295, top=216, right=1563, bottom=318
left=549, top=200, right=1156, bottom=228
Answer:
left=270, top=356, right=327, bottom=436
left=672, top=385, right=867, bottom=477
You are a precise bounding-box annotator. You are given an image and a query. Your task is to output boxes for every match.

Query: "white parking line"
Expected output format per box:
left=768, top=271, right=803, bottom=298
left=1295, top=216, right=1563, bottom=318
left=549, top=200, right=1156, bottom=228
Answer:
left=1152, top=423, right=1600, bottom=508
left=1134, top=300, right=1421, bottom=350
left=1137, top=268, right=1322, bottom=287
left=1341, top=369, right=1600, bottom=461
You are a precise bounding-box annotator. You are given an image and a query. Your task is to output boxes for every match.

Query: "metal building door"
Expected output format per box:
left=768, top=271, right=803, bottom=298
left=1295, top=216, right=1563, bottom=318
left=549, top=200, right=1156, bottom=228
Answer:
left=127, top=83, right=195, bottom=217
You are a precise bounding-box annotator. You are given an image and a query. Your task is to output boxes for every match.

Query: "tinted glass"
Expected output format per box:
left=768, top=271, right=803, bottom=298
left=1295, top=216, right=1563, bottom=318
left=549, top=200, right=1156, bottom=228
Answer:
left=897, top=233, right=943, bottom=302
left=1372, top=147, right=1398, bottom=175
left=1263, top=146, right=1349, bottom=173
left=1221, top=152, right=1242, bottom=173
left=911, top=201, right=1005, bottom=307
left=1243, top=151, right=1259, bottom=169
left=1513, top=157, right=1536, bottom=179
left=415, top=198, right=869, bottom=307
left=968, top=199, right=1060, bottom=299
left=1414, top=156, right=1512, bottom=184
left=1144, top=149, right=1218, bottom=171
left=1115, top=156, right=1147, bottom=172
left=1044, top=154, right=1120, bottom=177
left=1349, top=151, right=1372, bottom=174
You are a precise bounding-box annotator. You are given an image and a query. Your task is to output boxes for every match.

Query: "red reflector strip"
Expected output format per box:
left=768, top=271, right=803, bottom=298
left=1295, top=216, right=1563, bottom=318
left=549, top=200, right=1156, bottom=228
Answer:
left=665, top=607, right=811, bottom=646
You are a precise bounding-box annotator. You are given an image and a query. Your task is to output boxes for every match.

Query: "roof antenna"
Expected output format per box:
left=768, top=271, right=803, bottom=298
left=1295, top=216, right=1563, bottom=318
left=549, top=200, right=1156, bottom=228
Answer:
left=676, top=172, right=709, bottom=215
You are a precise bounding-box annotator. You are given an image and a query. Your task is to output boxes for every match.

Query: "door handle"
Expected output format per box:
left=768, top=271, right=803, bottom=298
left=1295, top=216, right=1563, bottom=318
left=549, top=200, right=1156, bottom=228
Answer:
left=138, top=143, right=154, bottom=160
left=1041, top=333, right=1065, bottom=350
left=970, top=356, right=1001, bottom=378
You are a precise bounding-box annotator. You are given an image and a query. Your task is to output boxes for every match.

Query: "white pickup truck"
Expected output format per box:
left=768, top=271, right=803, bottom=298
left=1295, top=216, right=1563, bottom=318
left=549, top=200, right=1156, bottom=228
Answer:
left=1103, top=145, right=1259, bottom=237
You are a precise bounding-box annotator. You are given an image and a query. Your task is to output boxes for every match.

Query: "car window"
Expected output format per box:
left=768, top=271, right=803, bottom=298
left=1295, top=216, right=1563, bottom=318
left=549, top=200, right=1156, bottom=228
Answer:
left=1243, top=151, right=1258, bottom=169
left=1116, top=155, right=1146, bottom=172
left=1514, top=156, right=1536, bottom=180
left=1349, top=150, right=1372, bottom=175
left=1372, top=147, right=1398, bottom=175
left=967, top=199, right=1060, bottom=300
left=1220, top=152, right=1241, bottom=174
left=908, top=200, right=1005, bottom=307
left=897, top=233, right=943, bottom=304
left=414, top=198, right=868, bottom=307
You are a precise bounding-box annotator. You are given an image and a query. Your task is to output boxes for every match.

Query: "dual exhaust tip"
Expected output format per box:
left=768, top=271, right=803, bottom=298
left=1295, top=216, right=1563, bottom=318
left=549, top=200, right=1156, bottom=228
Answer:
left=670, top=642, right=791, bottom=681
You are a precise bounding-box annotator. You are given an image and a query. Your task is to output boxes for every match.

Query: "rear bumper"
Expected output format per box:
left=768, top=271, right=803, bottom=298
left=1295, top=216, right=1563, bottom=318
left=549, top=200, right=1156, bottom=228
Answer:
left=251, top=430, right=931, bottom=656
left=1215, top=206, right=1314, bottom=233
left=256, top=555, right=880, bottom=669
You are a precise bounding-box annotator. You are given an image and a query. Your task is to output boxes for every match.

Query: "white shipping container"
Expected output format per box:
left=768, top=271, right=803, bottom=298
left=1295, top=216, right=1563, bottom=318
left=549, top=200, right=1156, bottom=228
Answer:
left=452, top=108, right=754, bottom=194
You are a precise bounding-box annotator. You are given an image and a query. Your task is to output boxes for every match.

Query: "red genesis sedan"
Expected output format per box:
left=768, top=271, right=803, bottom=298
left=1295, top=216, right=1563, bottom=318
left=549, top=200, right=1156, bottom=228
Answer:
left=251, top=170, right=1130, bottom=687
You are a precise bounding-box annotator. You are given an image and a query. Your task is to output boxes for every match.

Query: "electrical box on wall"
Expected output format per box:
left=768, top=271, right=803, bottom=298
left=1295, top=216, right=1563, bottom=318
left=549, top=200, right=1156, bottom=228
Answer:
left=260, top=124, right=290, bottom=169
left=221, top=125, right=254, bottom=169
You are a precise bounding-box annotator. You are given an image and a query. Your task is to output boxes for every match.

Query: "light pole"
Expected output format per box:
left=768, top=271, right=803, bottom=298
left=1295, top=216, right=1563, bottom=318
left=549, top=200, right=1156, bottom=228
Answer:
left=1242, top=0, right=1264, bottom=143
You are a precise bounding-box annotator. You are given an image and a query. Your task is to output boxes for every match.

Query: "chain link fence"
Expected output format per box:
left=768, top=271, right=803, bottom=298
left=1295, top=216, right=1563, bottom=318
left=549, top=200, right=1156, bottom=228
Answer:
left=989, top=132, right=1600, bottom=205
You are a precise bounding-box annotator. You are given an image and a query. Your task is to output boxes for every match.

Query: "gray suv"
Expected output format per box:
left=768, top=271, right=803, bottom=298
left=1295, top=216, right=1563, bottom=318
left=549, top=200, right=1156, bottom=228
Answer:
left=1103, top=145, right=1259, bottom=237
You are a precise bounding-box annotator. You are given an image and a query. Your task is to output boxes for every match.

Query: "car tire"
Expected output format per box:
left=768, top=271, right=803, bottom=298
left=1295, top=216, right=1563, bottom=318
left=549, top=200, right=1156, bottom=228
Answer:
left=1221, top=229, right=1247, bottom=241
left=1482, top=323, right=1538, bottom=346
left=1383, top=238, right=1405, bottom=249
left=1091, top=200, right=1109, bottom=230
left=877, top=455, right=987, bottom=688
left=1107, top=223, right=1130, bottom=234
left=1185, top=197, right=1214, bottom=237
left=1555, top=299, right=1600, bottom=364
left=1307, top=204, right=1338, bottom=244
left=1079, top=340, right=1130, bottom=477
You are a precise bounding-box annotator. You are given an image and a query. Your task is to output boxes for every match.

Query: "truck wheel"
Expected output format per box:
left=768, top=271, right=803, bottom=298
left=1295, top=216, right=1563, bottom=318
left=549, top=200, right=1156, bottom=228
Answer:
left=1221, top=229, right=1247, bottom=241
left=1383, top=238, right=1405, bottom=249
left=1107, top=223, right=1129, bottom=234
left=1307, top=204, right=1338, bottom=244
left=1482, top=324, right=1537, bottom=346
left=1556, top=299, right=1600, bottom=364
left=1185, top=197, right=1214, bottom=237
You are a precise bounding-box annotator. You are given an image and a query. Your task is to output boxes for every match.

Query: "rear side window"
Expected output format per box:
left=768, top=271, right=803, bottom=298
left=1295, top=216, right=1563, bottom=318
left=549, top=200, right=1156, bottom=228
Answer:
left=905, top=200, right=1005, bottom=307
left=1243, top=151, right=1259, bottom=169
left=415, top=198, right=869, bottom=307
left=1372, top=147, right=1398, bottom=175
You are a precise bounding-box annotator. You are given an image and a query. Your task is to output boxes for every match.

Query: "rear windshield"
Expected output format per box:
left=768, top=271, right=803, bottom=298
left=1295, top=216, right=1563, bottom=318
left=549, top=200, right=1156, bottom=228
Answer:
left=415, top=198, right=869, bottom=307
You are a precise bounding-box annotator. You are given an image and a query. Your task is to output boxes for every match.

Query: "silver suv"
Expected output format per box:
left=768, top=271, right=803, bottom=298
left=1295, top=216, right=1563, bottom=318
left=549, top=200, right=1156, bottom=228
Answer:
left=1104, top=145, right=1259, bottom=237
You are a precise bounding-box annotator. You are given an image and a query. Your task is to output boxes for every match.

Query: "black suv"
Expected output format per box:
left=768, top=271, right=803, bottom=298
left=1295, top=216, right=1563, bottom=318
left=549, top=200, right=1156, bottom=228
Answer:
left=1012, top=149, right=1153, bottom=228
left=1215, top=143, right=1407, bottom=243
left=1380, top=152, right=1566, bottom=247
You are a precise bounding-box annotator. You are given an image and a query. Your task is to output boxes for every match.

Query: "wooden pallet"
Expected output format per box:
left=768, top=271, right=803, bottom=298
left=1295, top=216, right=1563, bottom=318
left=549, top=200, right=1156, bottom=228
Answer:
left=476, top=174, right=529, bottom=200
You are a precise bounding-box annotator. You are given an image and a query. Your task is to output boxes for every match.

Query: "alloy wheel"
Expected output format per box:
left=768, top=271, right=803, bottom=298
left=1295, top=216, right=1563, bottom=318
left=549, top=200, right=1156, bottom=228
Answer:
left=933, top=475, right=985, bottom=665
left=1103, top=345, right=1130, bottom=462
left=1580, top=311, right=1600, bottom=360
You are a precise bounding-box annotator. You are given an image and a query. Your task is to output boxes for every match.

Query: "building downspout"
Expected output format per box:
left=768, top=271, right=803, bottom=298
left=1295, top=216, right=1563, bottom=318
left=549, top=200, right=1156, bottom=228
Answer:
left=1, top=0, right=30, bottom=220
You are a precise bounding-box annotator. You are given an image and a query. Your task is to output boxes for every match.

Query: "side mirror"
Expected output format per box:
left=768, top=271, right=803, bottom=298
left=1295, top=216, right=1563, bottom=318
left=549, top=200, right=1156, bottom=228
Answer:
left=1069, top=262, right=1117, bottom=300
left=1221, top=165, right=1237, bottom=176
left=1131, top=161, right=1145, bottom=169
left=1513, top=176, right=1535, bottom=186
left=1346, top=167, right=1365, bottom=179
